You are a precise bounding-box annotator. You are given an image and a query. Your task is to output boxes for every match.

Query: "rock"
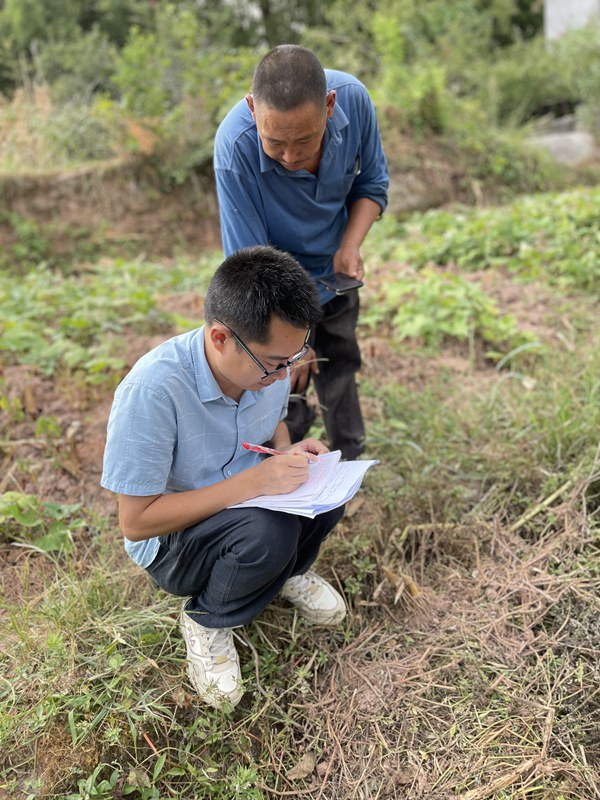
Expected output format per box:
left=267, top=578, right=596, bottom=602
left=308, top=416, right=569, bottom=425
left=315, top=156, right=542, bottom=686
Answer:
left=527, top=131, right=597, bottom=165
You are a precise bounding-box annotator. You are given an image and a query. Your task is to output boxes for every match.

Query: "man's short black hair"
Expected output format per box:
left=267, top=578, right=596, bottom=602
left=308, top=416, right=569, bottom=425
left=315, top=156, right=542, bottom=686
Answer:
left=251, top=45, right=326, bottom=111
left=204, top=246, right=322, bottom=343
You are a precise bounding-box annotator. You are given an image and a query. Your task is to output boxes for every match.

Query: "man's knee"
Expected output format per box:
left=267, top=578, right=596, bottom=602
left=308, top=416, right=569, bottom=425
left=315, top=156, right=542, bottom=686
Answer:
left=232, top=509, right=300, bottom=576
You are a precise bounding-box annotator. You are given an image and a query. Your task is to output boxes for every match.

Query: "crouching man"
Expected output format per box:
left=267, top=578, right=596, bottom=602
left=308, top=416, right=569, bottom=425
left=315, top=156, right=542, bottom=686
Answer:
left=101, top=245, right=346, bottom=709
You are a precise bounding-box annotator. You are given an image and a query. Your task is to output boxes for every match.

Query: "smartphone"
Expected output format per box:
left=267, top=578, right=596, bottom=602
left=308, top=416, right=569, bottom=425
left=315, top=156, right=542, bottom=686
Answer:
left=316, top=273, right=364, bottom=294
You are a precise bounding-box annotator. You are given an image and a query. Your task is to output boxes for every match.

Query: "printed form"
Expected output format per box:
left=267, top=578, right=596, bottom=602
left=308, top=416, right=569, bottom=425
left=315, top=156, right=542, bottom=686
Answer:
left=230, top=451, right=378, bottom=518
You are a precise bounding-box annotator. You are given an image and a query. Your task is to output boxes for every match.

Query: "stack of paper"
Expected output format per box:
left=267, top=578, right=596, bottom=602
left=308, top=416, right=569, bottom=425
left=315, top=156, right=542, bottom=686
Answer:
left=230, top=450, right=378, bottom=518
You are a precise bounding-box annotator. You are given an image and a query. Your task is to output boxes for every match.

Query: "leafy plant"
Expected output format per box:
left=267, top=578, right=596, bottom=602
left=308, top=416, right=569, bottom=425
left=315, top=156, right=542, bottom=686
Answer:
left=0, top=491, right=84, bottom=552
left=378, top=187, right=600, bottom=293
left=65, top=763, right=120, bottom=800
left=364, top=266, right=533, bottom=357
left=0, top=256, right=218, bottom=381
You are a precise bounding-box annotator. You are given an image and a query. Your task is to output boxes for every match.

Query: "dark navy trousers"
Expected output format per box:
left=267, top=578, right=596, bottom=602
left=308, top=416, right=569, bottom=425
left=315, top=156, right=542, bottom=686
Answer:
left=285, top=290, right=365, bottom=460
left=146, top=505, right=345, bottom=629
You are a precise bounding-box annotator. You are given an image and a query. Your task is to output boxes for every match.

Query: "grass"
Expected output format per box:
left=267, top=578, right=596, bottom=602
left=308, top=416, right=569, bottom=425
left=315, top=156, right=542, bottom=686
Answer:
left=1, top=185, right=600, bottom=798
left=0, top=86, right=117, bottom=174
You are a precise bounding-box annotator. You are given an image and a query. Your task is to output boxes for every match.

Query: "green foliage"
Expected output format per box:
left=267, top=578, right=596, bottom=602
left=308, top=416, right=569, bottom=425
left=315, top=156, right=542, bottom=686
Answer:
left=0, top=212, right=51, bottom=268
left=0, top=0, right=589, bottom=189
left=36, top=27, right=118, bottom=102
left=0, top=492, right=84, bottom=552
left=553, top=24, right=600, bottom=129
left=381, top=186, right=600, bottom=292
left=0, top=0, right=81, bottom=50
left=0, top=256, right=217, bottom=381
left=65, top=764, right=121, bottom=800
left=364, top=0, right=544, bottom=134
left=109, top=3, right=256, bottom=183
left=376, top=267, right=533, bottom=355
left=0, top=89, right=119, bottom=173
left=452, top=114, right=559, bottom=194
left=0, top=0, right=150, bottom=60
left=111, top=3, right=251, bottom=118
left=477, top=36, right=574, bottom=127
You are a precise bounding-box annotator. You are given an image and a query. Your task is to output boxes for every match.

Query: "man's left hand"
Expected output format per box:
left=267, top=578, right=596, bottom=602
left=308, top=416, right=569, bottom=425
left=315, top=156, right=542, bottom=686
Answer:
left=333, top=243, right=364, bottom=281
left=287, top=437, right=329, bottom=457
left=289, top=346, right=318, bottom=394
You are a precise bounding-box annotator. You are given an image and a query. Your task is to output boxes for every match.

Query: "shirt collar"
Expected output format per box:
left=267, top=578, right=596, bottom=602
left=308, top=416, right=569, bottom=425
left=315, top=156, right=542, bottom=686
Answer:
left=193, top=327, right=224, bottom=402
left=256, top=100, right=350, bottom=174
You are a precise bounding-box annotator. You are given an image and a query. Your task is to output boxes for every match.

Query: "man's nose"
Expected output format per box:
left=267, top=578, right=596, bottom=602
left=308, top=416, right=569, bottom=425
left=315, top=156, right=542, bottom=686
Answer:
left=281, top=147, right=302, bottom=164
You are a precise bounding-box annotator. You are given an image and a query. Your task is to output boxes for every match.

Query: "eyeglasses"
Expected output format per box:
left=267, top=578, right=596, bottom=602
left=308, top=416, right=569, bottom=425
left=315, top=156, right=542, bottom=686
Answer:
left=214, top=319, right=310, bottom=380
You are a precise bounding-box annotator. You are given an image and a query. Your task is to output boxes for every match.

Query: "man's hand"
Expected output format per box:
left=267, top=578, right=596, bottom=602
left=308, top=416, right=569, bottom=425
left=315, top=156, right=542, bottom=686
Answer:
left=287, top=437, right=329, bottom=457
left=251, top=437, right=329, bottom=495
left=289, top=346, right=318, bottom=393
left=333, top=242, right=364, bottom=281
left=253, top=452, right=312, bottom=495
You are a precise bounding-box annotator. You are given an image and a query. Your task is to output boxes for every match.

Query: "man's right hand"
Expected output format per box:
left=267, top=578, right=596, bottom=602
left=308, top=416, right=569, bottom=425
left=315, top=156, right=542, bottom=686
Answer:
left=252, top=452, right=312, bottom=495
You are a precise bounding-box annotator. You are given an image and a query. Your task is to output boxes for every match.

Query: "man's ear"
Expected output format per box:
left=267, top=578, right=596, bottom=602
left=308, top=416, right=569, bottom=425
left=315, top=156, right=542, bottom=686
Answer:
left=208, top=322, right=228, bottom=353
left=246, top=94, right=256, bottom=119
left=325, top=90, right=336, bottom=119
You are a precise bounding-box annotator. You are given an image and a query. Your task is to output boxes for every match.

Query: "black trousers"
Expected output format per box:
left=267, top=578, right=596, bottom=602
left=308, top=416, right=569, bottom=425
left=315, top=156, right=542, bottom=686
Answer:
left=285, top=290, right=365, bottom=460
left=146, top=505, right=345, bottom=629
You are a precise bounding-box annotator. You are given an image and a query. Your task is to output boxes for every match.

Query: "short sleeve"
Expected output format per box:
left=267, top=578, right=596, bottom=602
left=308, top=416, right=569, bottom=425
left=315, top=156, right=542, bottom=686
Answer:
left=101, top=381, right=178, bottom=496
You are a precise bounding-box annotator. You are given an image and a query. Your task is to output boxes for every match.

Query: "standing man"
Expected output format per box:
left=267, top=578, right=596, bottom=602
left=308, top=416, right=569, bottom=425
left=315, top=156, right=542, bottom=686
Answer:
left=101, top=246, right=347, bottom=709
left=214, top=45, right=389, bottom=460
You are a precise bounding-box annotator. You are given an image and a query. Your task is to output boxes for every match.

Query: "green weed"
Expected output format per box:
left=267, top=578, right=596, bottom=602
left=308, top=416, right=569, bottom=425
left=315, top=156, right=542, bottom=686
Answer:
left=373, top=186, right=600, bottom=293
left=0, top=255, right=219, bottom=382
left=0, top=492, right=84, bottom=552
left=365, top=266, right=534, bottom=358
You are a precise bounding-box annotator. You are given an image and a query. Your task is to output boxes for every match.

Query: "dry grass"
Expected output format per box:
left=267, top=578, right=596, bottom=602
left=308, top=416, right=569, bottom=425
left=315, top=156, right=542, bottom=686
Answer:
left=238, top=478, right=599, bottom=799
left=0, top=84, right=116, bottom=173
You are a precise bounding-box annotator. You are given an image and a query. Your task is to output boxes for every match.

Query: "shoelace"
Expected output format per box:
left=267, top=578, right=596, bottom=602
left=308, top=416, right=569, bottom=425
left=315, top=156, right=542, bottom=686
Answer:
left=285, top=572, right=318, bottom=597
left=196, top=627, right=236, bottom=664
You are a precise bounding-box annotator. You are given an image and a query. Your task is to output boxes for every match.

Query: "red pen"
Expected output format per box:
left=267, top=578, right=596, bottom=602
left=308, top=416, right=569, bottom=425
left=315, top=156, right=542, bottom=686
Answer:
left=242, top=441, right=286, bottom=456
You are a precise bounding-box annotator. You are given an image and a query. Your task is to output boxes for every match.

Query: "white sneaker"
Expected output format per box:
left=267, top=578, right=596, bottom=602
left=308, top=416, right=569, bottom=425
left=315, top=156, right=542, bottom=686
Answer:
left=281, top=571, right=347, bottom=625
left=180, top=612, right=243, bottom=708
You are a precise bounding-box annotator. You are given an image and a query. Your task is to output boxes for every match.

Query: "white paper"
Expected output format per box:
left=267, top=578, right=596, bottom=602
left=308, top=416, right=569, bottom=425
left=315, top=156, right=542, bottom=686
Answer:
left=229, top=451, right=378, bottom=518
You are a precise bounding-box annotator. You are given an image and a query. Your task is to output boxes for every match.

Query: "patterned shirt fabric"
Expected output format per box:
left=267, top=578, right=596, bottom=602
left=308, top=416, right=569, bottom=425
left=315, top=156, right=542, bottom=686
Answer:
left=214, top=69, right=389, bottom=304
left=101, top=326, right=289, bottom=567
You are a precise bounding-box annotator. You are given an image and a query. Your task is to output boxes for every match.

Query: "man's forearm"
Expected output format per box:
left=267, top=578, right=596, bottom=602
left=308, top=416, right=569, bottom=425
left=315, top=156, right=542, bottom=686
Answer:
left=271, top=420, right=292, bottom=451
left=119, top=422, right=306, bottom=542
left=119, top=470, right=263, bottom=542
left=340, top=197, right=382, bottom=249
left=334, top=197, right=382, bottom=279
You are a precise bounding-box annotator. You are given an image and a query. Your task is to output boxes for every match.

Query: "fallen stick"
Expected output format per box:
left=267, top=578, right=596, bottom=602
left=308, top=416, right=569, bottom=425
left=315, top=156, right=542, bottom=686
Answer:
left=508, top=478, right=576, bottom=533
left=458, top=757, right=540, bottom=800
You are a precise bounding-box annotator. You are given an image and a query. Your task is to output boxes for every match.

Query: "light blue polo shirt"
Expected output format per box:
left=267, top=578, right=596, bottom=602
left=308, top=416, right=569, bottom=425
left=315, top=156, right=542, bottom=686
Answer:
left=101, top=326, right=289, bottom=568
left=214, top=69, right=389, bottom=304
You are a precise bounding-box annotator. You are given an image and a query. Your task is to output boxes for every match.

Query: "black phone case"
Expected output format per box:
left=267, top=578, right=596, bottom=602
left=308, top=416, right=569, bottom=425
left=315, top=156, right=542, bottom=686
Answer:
left=317, top=274, right=364, bottom=294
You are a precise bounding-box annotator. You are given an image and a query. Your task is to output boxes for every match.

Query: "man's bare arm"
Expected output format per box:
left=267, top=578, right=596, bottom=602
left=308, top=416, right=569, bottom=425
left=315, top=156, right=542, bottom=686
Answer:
left=333, top=197, right=382, bottom=281
left=119, top=424, right=312, bottom=541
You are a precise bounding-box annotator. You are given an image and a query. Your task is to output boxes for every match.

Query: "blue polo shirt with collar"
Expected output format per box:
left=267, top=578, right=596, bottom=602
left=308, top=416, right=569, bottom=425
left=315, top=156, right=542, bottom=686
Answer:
left=214, top=69, right=389, bottom=304
left=101, top=326, right=289, bottom=568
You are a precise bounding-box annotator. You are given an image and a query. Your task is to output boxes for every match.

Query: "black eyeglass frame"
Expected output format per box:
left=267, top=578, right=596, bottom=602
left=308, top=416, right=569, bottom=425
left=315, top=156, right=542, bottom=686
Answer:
left=214, top=318, right=310, bottom=379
